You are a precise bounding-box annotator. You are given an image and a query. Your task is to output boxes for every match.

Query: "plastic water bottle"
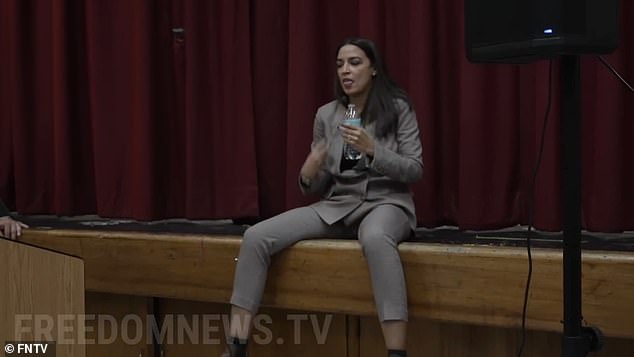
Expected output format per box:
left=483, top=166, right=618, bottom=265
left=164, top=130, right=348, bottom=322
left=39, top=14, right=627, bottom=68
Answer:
left=343, top=104, right=362, bottom=160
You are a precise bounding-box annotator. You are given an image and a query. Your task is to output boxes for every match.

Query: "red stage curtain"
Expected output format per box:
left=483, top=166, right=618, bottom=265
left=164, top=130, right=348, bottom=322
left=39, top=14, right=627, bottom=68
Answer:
left=0, top=0, right=259, bottom=219
left=1, top=0, right=632, bottom=231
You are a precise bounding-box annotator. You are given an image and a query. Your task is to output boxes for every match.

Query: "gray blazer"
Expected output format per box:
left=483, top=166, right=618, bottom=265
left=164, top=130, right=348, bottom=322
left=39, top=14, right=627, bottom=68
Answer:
left=299, top=99, right=423, bottom=229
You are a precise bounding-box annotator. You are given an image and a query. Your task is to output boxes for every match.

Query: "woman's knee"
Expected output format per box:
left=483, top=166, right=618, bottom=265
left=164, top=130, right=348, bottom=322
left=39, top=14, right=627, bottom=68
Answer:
left=241, top=225, right=271, bottom=254
left=358, top=206, right=410, bottom=253
left=358, top=226, right=398, bottom=253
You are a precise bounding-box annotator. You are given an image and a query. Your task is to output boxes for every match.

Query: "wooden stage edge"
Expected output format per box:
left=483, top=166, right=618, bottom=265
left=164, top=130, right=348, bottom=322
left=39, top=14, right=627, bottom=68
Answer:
left=19, top=228, right=634, bottom=339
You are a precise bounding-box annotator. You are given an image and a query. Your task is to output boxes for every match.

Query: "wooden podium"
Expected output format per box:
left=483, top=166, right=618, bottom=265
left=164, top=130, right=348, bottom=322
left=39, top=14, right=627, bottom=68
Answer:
left=1, top=238, right=85, bottom=357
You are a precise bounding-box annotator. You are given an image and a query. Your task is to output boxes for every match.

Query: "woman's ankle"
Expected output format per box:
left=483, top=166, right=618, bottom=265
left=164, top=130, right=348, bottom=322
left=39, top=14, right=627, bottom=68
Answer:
left=226, top=337, right=248, bottom=357
left=387, top=349, right=407, bottom=357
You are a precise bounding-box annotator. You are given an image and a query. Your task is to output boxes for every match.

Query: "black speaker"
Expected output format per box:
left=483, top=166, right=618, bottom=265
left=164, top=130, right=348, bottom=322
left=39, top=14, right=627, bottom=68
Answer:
left=464, top=0, right=619, bottom=63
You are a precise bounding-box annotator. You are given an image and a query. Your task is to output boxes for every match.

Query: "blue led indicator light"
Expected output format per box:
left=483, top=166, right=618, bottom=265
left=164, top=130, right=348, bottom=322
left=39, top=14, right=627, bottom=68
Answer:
left=544, top=28, right=554, bottom=34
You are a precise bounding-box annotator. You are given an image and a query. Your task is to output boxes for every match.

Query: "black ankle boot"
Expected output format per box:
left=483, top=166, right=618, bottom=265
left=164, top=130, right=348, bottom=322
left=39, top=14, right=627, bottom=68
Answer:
left=388, top=349, right=407, bottom=357
left=227, top=337, right=248, bottom=357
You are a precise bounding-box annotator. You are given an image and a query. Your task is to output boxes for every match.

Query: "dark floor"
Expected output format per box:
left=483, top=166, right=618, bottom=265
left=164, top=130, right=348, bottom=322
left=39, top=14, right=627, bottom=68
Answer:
left=15, top=215, right=634, bottom=252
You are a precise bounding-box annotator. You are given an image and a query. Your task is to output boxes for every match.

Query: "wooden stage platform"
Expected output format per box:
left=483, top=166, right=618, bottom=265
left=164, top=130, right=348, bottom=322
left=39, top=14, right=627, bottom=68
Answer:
left=13, top=221, right=634, bottom=356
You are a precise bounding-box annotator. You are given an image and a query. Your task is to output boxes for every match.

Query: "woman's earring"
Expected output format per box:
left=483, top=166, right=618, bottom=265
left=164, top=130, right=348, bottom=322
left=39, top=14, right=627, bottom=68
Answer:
left=372, top=71, right=377, bottom=77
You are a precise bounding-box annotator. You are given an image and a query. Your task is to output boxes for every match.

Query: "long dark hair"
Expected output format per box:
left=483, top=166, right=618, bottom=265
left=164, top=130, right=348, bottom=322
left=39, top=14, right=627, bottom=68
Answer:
left=334, top=37, right=411, bottom=139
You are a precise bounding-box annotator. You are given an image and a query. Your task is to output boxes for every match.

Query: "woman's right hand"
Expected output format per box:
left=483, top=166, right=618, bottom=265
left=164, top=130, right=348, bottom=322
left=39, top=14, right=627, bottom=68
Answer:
left=300, top=141, right=328, bottom=181
left=0, top=216, right=28, bottom=240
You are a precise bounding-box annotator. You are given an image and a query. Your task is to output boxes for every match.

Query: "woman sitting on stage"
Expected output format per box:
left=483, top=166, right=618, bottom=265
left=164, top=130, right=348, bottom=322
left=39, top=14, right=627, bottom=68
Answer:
left=223, top=37, right=423, bottom=357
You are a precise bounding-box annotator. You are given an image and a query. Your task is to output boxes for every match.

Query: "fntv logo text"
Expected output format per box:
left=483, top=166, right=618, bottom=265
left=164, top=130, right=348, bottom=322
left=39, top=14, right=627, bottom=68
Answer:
left=4, top=342, right=56, bottom=356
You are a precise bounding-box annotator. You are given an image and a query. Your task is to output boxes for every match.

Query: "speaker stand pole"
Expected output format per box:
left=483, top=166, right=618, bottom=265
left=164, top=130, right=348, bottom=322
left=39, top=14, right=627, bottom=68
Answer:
left=560, top=54, right=603, bottom=357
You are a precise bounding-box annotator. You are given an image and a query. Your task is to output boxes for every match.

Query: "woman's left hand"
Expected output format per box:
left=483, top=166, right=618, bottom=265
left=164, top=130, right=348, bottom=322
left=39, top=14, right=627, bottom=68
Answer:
left=340, top=124, right=374, bottom=156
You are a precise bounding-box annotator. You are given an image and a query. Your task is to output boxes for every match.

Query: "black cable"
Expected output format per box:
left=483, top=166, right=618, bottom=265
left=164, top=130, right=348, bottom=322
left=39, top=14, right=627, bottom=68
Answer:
left=517, top=59, right=553, bottom=357
left=598, top=56, right=634, bottom=93
left=519, top=55, right=630, bottom=356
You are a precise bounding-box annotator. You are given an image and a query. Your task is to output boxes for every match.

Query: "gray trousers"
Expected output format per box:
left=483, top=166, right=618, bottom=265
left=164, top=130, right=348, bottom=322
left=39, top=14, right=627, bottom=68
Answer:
left=230, top=204, right=411, bottom=321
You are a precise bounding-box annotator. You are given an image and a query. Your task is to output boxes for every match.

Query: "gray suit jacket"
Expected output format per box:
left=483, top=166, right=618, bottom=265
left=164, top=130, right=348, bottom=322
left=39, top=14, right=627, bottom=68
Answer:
left=300, top=99, right=423, bottom=229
